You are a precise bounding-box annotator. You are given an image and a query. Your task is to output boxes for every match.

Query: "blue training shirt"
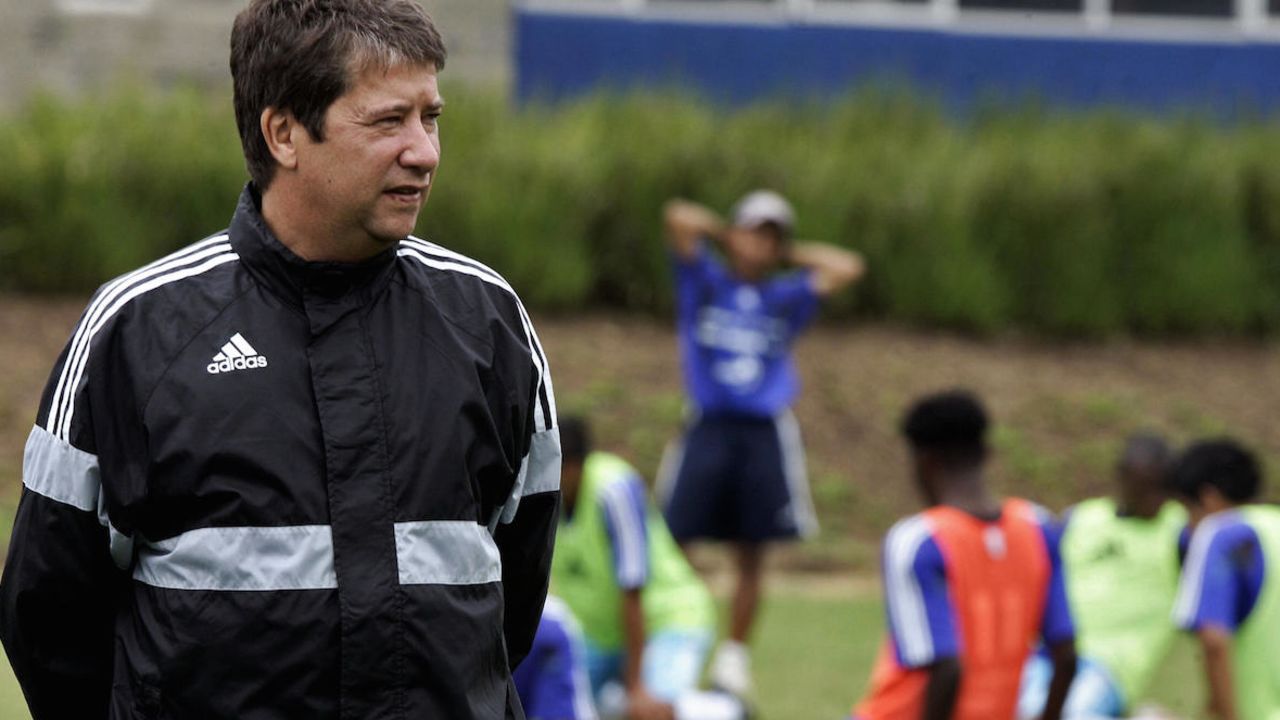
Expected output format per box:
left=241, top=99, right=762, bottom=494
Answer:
left=513, top=596, right=598, bottom=720
left=673, top=245, right=820, bottom=417
left=881, top=508, right=1075, bottom=668
left=1173, top=510, right=1266, bottom=634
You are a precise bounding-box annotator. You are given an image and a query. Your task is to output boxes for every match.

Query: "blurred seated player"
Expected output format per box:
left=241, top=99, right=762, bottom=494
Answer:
left=1019, top=433, right=1186, bottom=719
left=552, top=417, right=748, bottom=720
left=1169, top=439, right=1280, bottom=720
left=659, top=191, right=865, bottom=695
left=514, top=595, right=599, bottom=720
left=852, top=390, right=1077, bottom=720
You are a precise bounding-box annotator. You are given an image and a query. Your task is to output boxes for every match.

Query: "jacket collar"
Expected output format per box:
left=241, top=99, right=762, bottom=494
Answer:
left=228, top=184, right=399, bottom=307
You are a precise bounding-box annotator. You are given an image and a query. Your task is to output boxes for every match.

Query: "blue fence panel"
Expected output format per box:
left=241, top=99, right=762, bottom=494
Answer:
left=515, top=8, right=1280, bottom=114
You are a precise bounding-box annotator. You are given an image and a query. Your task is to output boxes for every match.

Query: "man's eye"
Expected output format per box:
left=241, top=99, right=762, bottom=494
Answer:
left=377, top=116, right=401, bottom=126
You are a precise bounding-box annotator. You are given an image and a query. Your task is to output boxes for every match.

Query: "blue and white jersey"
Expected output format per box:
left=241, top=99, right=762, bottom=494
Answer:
left=882, top=508, right=1074, bottom=668
left=882, top=518, right=961, bottom=667
left=674, top=245, right=819, bottom=417
left=600, top=473, right=650, bottom=590
left=513, top=596, right=598, bottom=720
left=1173, top=510, right=1266, bottom=633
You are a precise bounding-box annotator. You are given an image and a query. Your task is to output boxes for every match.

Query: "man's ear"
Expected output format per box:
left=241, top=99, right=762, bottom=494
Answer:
left=260, top=106, right=301, bottom=172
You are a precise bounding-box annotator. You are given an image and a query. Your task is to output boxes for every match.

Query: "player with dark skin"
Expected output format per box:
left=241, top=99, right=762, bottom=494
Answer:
left=1114, top=433, right=1172, bottom=521
left=904, top=402, right=1076, bottom=720
left=1015, top=431, right=1182, bottom=720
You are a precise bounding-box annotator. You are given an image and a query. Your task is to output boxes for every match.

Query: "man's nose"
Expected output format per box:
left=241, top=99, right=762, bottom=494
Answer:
left=400, top=117, right=439, bottom=172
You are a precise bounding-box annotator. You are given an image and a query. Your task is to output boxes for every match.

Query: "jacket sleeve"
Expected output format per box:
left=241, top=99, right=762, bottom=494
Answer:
left=0, top=311, right=140, bottom=719
left=490, top=301, right=561, bottom=670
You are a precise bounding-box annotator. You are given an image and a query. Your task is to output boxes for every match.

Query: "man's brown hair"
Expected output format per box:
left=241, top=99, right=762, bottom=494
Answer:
left=230, top=0, right=447, bottom=189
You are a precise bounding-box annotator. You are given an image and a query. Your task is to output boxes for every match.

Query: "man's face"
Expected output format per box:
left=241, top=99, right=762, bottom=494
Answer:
left=1116, top=460, right=1165, bottom=518
left=294, top=61, right=442, bottom=248
left=724, top=224, right=785, bottom=281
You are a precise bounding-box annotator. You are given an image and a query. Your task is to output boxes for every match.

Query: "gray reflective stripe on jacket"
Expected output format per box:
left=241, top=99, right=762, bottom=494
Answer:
left=22, top=424, right=99, bottom=513
left=134, top=521, right=504, bottom=591
left=23, top=424, right=134, bottom=570
left=394, top=521, right=501, bottom=586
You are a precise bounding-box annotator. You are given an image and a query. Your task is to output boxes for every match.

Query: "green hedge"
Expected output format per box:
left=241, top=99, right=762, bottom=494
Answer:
left=3, top=85, right=1279, bottom=337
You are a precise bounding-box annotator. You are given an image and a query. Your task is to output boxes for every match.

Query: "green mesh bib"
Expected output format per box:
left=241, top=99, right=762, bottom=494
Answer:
left=551, top=452, right=715, bottom=650
left=1233, top=505, right=1280, bottom=720
left=1061, top=497, right=1185, bottom=703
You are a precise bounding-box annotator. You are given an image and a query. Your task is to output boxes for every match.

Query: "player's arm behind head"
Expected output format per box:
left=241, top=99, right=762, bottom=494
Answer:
left=662, top=199, right=723, bottom=262
left=785, top=240, right=866, bottom=297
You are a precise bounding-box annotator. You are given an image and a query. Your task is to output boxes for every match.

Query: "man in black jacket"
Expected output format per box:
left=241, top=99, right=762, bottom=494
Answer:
left=0, top=2, right=560, bottom=718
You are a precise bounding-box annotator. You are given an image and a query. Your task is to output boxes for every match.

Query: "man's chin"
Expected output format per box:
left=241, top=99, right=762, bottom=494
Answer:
left=371, top=231, right=410, bottom=246
left=368, top=218, right=421, bottom=245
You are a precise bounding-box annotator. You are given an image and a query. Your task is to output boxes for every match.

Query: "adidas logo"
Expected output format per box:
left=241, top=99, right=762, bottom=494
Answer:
left=206, top=332, right=269, bottom=374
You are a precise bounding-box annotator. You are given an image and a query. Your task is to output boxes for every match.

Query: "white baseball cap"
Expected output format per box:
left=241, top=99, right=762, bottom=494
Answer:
left=731, top=190, right=795, bottom=239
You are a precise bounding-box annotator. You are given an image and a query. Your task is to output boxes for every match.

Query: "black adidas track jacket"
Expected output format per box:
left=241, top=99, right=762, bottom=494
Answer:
left=0, top=186, right=561, bottom=719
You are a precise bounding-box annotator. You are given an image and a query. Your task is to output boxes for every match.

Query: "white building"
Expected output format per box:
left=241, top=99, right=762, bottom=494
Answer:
left=0, top=0, right=510, bottom=112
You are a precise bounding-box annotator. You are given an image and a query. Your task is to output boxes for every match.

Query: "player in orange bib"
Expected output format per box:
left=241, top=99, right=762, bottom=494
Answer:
left=853, top=390, right=1078, bottom=720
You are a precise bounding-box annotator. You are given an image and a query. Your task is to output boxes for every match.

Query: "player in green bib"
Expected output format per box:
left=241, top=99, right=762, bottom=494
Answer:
left=551, top=417, right=745, bottom=720
left=1170, top=438, right=1280, bottom=720
left=1019, top=434, right=1186, bottom=718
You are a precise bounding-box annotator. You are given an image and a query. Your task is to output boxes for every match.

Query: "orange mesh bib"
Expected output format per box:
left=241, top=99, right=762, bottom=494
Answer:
left=854, top=499, right=1051, bottom=720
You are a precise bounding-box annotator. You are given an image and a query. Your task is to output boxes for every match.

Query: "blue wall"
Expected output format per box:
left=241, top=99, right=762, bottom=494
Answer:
left=515, top=9, right=1280, bottom=114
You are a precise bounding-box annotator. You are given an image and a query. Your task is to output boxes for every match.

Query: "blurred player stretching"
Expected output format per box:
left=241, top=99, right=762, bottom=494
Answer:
left=658, top=191, right=864, bottom=695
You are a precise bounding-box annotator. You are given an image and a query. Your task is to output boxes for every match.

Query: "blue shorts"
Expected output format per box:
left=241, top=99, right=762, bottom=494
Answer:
left=658, top=411, right=817, bottom=543
left=1017, top=652, right=1127, bottom=719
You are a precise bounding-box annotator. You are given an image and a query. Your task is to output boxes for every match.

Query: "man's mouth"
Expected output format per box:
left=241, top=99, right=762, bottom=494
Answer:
left=384, top=178, right=430, bottom=202
left=385, top=186, right=426, bottom=198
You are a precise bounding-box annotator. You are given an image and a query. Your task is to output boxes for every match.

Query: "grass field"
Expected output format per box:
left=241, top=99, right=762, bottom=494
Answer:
left=1, top=651, right=23, bottom=718
left=0, top=579, right=1204, bottom=719
left=748, top=584, right=1205, bottom=719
